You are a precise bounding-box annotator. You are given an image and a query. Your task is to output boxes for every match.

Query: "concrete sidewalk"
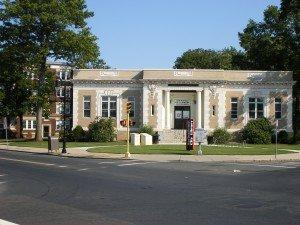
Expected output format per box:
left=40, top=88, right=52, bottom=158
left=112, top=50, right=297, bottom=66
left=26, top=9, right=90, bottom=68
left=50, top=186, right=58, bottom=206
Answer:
left=0, top=144, right=299, bottom=163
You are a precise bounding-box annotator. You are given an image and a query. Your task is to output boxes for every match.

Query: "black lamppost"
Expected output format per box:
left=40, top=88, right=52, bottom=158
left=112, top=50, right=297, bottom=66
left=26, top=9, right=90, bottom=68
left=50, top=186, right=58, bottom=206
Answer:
left=61, top=80, right=67, bottom=154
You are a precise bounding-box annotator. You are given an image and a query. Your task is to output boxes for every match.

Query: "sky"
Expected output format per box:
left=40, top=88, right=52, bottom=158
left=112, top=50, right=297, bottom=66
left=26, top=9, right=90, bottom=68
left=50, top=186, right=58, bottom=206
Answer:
left=86, top=0, right=281, bottom=69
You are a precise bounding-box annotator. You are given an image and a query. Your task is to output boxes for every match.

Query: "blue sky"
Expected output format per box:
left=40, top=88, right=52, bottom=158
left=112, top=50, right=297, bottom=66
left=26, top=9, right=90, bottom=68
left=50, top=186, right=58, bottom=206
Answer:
left=86, top=0, right=281, bottom=69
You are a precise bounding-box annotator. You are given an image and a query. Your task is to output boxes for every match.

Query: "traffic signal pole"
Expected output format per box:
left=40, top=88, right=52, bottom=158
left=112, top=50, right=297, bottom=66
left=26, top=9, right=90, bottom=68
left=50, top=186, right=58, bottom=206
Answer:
left=125, top=102, right=131, bottom=159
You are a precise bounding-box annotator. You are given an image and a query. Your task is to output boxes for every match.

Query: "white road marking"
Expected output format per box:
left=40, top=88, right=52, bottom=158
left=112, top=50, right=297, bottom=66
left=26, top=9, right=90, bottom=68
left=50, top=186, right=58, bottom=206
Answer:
left=58, top=165, right=67, bottom=168
left=0, top=157, right=55, bottom=166
left=228, top=163, right=296, bottom=169
left=0, top=174, right=6, bottom=177
left=77, top=168, right=89, bottom=171
left=98, top=162, right=115, bottom=164
left=0, top=182, right=7, bottom=185
left=118, top=162, right=156, bottom=167
left=0, top=219, right=19, bottom=225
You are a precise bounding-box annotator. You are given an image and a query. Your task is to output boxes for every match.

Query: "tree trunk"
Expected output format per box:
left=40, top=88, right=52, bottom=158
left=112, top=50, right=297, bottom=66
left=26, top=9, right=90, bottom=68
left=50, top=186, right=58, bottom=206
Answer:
left=19, top=115, right=23, bottom=139
left=35, top=57, right=47, bottom=141
left=35, top=107, right=43, bottom=141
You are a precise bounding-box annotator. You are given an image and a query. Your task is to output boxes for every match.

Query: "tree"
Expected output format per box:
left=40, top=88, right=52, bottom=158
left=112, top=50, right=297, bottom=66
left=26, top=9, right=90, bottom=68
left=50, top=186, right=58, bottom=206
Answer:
left=174, top=47, right=248, bottom=70
left=83, top=57, right=110, bottom=69
left=238, top=5, right=298, bottom=71
left=0, top=48, right=33, bottom=138
left=0, top=0, right=100, bottom=141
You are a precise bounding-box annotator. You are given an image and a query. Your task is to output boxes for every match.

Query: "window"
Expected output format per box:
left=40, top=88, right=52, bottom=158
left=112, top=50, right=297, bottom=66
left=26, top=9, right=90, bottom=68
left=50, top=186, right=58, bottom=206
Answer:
left=128, top=96, right=135, bottom=117
left=56, top=87, right=71, bottom=98
left=101, top=96, right=117, bottom=118
left=56, top=102, right=70, bottom=114
left=59, top=70, right=70, bottom=80
left=231, top=98, right=238, bottom=119
left=151, top=105, right=155, bottom=116
left=249, top=97, right=264, bottom=119
left=56, top=121, right=63, bottom=130
left=212, top=105, right=216, bottom=116
left=22, top=120, right=36, bottom=130
left=56, top=120, right=70, bottom=131
left=83, top=96, right=91, bottom=117
left=275, top=98, right=282, bottom=119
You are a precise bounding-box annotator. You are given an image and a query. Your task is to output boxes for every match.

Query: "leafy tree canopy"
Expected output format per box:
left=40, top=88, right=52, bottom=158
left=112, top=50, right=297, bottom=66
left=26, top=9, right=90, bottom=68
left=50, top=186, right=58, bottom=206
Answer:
left=174, top=47, right=248, bottom=70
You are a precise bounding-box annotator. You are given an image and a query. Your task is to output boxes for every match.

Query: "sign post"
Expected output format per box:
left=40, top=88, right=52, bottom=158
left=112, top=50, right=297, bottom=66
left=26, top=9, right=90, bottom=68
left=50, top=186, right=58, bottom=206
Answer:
left=125, top=102, right=132, bottom=159
left=275, top=119, right=278, bottom=159
left=195, top=128, right=207, bottom=155
left=4, top=117, right=8, bottom=150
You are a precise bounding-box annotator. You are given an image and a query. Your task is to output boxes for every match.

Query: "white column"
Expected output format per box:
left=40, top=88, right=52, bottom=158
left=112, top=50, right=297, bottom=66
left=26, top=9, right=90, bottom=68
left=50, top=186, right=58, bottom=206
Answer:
left=165, top=90, right=171, bottom=129
left=156, top=89, right=163, bottom=130
left=203, top=88, right=210, bottom=130
left=287, top=89, right=293, bottom=132
left=196, top=90, right=202, bottom=128
left=142, top=85, right=149, bottom=125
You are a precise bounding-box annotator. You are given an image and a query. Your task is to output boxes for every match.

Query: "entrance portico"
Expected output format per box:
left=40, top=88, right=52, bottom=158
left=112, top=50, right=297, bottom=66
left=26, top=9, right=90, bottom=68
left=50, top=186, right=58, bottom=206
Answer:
left=163, top=88, right=203, bottom=130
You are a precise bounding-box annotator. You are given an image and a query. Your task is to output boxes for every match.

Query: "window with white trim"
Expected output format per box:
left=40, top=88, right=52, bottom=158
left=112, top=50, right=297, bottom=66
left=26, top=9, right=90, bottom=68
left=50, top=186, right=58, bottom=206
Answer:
left=22, top=120, right=36, bottom=130
left=56, top=87, right=71, bottom=98
left=249, top=97, right=264, bottom=119
left=83, top=96, right=91, bottom=117
left=56, top=102, right=70, bottom=114
left=58, top=70, right=70, bottom=80
left=56, top=120, right=71, bottom=130
left=231, top=98, right=238, bottom=119
left=128, top=96, right=135, bottom=118
left=275, top=98, right=282, bottom=119
left=101, top=96, right=117, bottom=118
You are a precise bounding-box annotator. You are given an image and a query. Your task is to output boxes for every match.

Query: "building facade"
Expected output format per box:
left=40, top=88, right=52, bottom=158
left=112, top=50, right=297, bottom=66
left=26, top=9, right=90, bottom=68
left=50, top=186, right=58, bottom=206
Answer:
left=0, top=62, right=73, bottom=139
left=72, top=69, right=294, bottom=143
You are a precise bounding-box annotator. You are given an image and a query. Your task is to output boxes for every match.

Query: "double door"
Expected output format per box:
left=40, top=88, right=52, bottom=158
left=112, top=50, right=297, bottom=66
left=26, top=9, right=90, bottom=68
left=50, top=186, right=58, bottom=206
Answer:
left=174, top=106, right=190, bottom=129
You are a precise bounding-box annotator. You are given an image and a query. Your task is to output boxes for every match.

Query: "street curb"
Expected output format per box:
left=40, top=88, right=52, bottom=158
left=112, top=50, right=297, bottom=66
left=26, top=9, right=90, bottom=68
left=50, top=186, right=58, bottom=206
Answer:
left=1, top=147, right=299, bottom=163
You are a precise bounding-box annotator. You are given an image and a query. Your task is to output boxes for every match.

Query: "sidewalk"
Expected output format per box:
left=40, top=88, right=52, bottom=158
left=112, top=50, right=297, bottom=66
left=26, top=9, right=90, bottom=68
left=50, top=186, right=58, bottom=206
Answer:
left=0, top=144, right=299, bottom=163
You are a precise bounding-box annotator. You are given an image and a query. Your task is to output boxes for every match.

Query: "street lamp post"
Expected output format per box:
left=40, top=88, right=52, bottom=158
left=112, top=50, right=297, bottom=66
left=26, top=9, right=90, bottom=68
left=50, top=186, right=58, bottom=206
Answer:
left=61, top=80, right=67, bottom=154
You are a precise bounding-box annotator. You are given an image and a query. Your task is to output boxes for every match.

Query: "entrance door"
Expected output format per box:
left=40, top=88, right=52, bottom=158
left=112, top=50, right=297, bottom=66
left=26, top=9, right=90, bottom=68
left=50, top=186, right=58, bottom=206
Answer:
left=43, top=125, right=50, bottom=138
left=174, top=106, right=190, bottom=129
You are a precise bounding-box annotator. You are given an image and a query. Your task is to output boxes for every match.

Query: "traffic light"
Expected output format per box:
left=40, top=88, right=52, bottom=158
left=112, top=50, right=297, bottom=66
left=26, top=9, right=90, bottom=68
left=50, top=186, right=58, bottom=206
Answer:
left=126, top=102, right=132, bottom=114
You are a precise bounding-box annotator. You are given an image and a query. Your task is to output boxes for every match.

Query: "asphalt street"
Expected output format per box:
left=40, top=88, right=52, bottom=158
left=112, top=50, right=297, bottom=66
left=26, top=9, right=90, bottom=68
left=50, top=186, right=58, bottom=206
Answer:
left=0, top=150, right=299, bottom=225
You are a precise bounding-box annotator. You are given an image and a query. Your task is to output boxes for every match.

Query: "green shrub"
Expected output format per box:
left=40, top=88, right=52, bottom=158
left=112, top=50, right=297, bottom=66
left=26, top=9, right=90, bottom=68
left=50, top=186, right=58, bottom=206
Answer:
left=72, top=125, right=85, bottom=142
left=59, top=129, right=73, bottom=142
left=211, top=128, right=231, bottom=144
left=242, top=118, right=274, bottom=144
left=88, top=117, right=116, bottom=142
left=138, top=124, right=154, bottom=135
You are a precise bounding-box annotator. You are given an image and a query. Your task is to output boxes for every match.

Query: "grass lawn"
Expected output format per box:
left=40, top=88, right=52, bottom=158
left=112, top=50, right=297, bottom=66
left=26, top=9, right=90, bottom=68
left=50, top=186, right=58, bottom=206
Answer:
left=2, top=140, right=126, bottom=149
left=87, top=144, right=299, bottom=155
left=2, top=139, right=299, bottom=155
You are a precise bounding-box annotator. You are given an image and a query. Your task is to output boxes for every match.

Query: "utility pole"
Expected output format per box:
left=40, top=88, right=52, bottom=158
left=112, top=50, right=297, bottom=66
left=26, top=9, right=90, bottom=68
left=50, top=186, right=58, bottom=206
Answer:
left=125, top=101, right=132, bottom=159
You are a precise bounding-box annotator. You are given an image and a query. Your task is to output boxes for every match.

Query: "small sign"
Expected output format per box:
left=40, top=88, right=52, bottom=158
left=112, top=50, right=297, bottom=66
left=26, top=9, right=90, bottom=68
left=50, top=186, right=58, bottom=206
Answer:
left=173, top=99, right=191, bottom=106
left=175, top=111, right=182, bottom=119
left=100, top=71, right=119, bottom=77
left=3, top=117, right=7, bottom=129
left=195, top=128, right=207, bottom=143
left=174, top=71, right=193, bottom=77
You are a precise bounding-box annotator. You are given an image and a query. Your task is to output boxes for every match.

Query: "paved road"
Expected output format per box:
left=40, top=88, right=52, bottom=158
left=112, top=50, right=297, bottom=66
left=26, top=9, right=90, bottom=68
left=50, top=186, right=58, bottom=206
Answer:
left=0, top=150, right=299, bottom=225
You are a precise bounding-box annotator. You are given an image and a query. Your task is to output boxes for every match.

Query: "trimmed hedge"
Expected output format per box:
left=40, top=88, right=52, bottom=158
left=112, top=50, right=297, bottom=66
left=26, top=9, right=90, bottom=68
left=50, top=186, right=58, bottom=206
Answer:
left=88, top=117, right=116, bottom=142
left=138, top=124, right=154, bottom=135
left=72, top=125, right=85, bottom=142
left=211, top=128, right=231, bottom=144
left=242, top=118, right=274, bottom=144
